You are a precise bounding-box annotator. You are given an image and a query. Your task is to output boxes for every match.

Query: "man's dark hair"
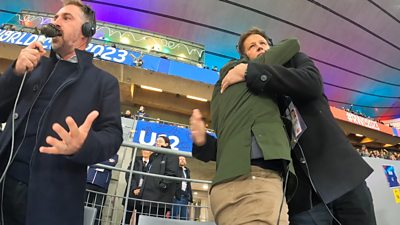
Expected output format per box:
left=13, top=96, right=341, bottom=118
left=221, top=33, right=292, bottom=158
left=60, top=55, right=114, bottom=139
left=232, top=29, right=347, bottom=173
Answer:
left=64, top=1, right=95, bottom=23
left=64, top=0, right=96, bottom=38
left=237, top=27, right=271, bottom=57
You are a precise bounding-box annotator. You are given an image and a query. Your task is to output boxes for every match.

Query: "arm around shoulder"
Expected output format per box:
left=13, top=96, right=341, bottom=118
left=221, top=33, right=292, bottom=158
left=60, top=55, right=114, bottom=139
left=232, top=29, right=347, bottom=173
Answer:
left=246, top=52, right=323, bottom=100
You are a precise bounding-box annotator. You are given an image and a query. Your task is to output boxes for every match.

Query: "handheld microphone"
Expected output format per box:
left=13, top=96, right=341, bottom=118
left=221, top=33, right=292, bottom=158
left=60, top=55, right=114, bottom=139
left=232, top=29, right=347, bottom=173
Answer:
left=36, top=23, right=62, bottom=38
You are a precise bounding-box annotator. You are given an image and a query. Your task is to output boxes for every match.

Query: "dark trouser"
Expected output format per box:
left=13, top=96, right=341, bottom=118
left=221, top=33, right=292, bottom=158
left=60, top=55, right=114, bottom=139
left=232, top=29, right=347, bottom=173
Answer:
left=85, top=184, right=107, bottom=225
left=290, top=203, right=333, bottom=225
left=124, top=203, right=138, bottom=225
left=172, top=195, right=189, bottom=220
left=332, top=181, right=376, bottom=225
left=0, top=176, right=27, bottom=225
left=290, top=181, right=376, bottom=225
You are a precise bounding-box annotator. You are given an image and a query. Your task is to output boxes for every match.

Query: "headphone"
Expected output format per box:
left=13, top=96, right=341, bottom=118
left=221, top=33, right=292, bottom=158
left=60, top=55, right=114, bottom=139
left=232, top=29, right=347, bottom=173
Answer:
left=81, top=5, right=96, bottom=37
left=266, top=37, right=274, bottom=46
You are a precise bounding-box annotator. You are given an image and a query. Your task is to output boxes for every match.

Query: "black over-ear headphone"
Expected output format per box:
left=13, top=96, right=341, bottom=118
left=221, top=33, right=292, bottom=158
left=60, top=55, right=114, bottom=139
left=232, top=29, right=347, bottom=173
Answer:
left=81, top=5, right=96, bottom=37
left=266, top=37, right=274, bottom=46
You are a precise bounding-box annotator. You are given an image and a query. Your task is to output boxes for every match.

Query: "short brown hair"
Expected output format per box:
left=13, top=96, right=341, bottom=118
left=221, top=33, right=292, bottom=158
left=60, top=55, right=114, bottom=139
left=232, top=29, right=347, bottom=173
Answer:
left=64, top=0, right=96, bottom=40
left=237, top=27, right=270, bottom=57
left=64, top=0, right=96, bottom=29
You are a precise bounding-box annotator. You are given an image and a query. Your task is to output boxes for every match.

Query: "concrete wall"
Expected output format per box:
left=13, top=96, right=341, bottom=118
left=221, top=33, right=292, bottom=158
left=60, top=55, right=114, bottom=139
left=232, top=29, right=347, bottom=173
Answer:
left=365, top=157, right=400, bottom=225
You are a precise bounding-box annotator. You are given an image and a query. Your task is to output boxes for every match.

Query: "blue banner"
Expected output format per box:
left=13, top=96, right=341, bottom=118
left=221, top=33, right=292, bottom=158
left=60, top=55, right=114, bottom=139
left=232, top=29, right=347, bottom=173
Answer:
left=133, top=120, right=193, bottom=153
left=0, top=29, right=219, bottom=85
left=383, top=165, right=400, bottom=188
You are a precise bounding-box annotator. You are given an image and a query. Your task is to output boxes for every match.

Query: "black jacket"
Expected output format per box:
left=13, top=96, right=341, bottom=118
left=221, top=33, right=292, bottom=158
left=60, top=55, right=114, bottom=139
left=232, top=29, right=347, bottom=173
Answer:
left=245, top=52, right=373, bottom=213
left=125, top=153, right=179, bottom=208
left=175, top=166, right=193, bottom=202
left=0, top=49, right=123, bottom=225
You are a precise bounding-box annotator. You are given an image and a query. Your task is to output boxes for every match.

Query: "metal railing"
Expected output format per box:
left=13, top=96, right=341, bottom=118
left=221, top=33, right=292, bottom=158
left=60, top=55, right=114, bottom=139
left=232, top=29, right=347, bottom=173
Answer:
left=85, top=141, right=212, bottom=225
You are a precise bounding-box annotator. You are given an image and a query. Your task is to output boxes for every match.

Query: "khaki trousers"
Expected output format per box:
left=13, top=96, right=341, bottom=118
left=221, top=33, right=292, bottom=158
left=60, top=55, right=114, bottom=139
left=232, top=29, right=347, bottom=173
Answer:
left=210, top=166, right=288, bottom=225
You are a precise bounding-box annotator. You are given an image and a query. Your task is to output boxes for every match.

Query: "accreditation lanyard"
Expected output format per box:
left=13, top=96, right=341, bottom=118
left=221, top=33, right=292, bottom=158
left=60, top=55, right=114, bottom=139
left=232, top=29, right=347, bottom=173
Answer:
left=138, top=163, right=152, bottom=187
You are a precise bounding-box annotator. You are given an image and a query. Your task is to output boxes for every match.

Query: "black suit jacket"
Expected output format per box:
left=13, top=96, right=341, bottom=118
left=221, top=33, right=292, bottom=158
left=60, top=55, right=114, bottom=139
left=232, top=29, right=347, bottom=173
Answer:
left=0, top=49, right=122, bottom=225
left=124, top=153, right=179, bottom=208
left=245, top=52, right=373, bottom=214
left=175, top=166, right=193, bottom=202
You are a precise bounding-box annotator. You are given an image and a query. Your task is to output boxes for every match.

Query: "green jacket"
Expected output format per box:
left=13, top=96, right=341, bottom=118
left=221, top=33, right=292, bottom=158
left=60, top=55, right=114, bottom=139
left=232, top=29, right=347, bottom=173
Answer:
left=211, top=38, right=300, bottom=185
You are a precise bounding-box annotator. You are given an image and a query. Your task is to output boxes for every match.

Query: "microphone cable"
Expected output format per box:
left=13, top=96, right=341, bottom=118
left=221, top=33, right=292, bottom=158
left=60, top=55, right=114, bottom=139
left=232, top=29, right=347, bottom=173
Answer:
left=0, top=35, right=47, bottom=225
left=276, top=163, right=291, bottom=225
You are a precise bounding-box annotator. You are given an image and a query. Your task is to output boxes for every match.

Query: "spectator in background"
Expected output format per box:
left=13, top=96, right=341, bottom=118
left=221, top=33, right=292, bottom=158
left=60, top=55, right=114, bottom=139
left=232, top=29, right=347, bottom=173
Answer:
left=123, top=110, right=133, bottom=118
left=381, top=149, right=389, bottom=159
left=372, top=150, right=380, bottom=158
left=360, top=145, right=370, bottom=157
left=172, top=156, right=193, bottom=220
left=123, top=149, right=153, bottom=225
left=124, top=136, right=178, bottom=223
left=136, top=106, right=149, bottom=119
left=86, top=154, right=119, bottom=225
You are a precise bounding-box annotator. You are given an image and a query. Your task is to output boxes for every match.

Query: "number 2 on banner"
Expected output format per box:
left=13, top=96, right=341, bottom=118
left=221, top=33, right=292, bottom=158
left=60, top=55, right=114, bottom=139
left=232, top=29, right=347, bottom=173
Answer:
left=113, top=49, right=128, bottom=63
left=101, top=47, right=116, bottom=60
left=169, top=136, right=180, bottom=150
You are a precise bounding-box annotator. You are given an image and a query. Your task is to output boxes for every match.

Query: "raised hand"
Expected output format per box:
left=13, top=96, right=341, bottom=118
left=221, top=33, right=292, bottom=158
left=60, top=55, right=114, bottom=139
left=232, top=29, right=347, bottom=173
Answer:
left=221, top=63, right=248, bottom=93
left=39, top=110, right=99, bottom=155
left=14, top=41, right=46, bottom=76
left=189, top=109, right=207, bottom=146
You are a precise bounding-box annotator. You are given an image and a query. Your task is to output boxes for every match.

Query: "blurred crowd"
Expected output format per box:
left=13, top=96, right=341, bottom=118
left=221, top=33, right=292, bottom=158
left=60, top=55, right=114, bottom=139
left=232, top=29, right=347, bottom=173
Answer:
left=356, top=145, right=400, bottom=160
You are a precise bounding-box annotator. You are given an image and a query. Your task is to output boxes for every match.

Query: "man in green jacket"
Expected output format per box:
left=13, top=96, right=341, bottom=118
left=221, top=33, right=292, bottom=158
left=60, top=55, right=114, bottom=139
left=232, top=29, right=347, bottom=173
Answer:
left=191, top=28, right=300, bottom=225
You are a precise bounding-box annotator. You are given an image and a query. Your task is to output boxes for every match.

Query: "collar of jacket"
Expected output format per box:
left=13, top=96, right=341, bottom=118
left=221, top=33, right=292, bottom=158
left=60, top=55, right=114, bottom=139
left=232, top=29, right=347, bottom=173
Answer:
left=49, top=48, right=94, bottom=72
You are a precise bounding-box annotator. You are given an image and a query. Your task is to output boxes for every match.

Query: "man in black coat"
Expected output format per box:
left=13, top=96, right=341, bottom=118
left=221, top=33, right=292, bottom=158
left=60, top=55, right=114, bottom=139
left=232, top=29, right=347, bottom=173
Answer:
left=215, top=28, right=376, bottom=225
left=124, top=136, right=178, bottom=224
left=172, top=156, right=193, bottom=220
left=0, top=2, right=122, bottom=225
left=123, top=150, right=151, bottom=224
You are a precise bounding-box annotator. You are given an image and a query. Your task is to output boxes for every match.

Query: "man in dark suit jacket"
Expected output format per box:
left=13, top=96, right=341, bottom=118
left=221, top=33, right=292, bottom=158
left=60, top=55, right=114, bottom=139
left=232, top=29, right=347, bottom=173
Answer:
left=220, top=28, right=376, bottom=225
left=0, top=2, right=122, bottom=225
left=123, top=150, right=151, bottom=224
left=123, top=136, right=178, bottom=224
left=172, top=156, right=193, bottom=220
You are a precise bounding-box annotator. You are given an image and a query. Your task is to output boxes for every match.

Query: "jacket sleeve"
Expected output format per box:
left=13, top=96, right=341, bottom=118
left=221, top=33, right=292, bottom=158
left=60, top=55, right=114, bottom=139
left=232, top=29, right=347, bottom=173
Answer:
left=67, top=74, right=123, bottom=165
left=0, top=63, right=23, bottom=122
left=163, top=155, right=179, bottom=185
left=246, top=52, right=323, bottom=101
left=100, top=154, right=119, bottom=167
left=126, top=160, right=141, bottom=191
left=192, top=134, right=217, bottom=162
